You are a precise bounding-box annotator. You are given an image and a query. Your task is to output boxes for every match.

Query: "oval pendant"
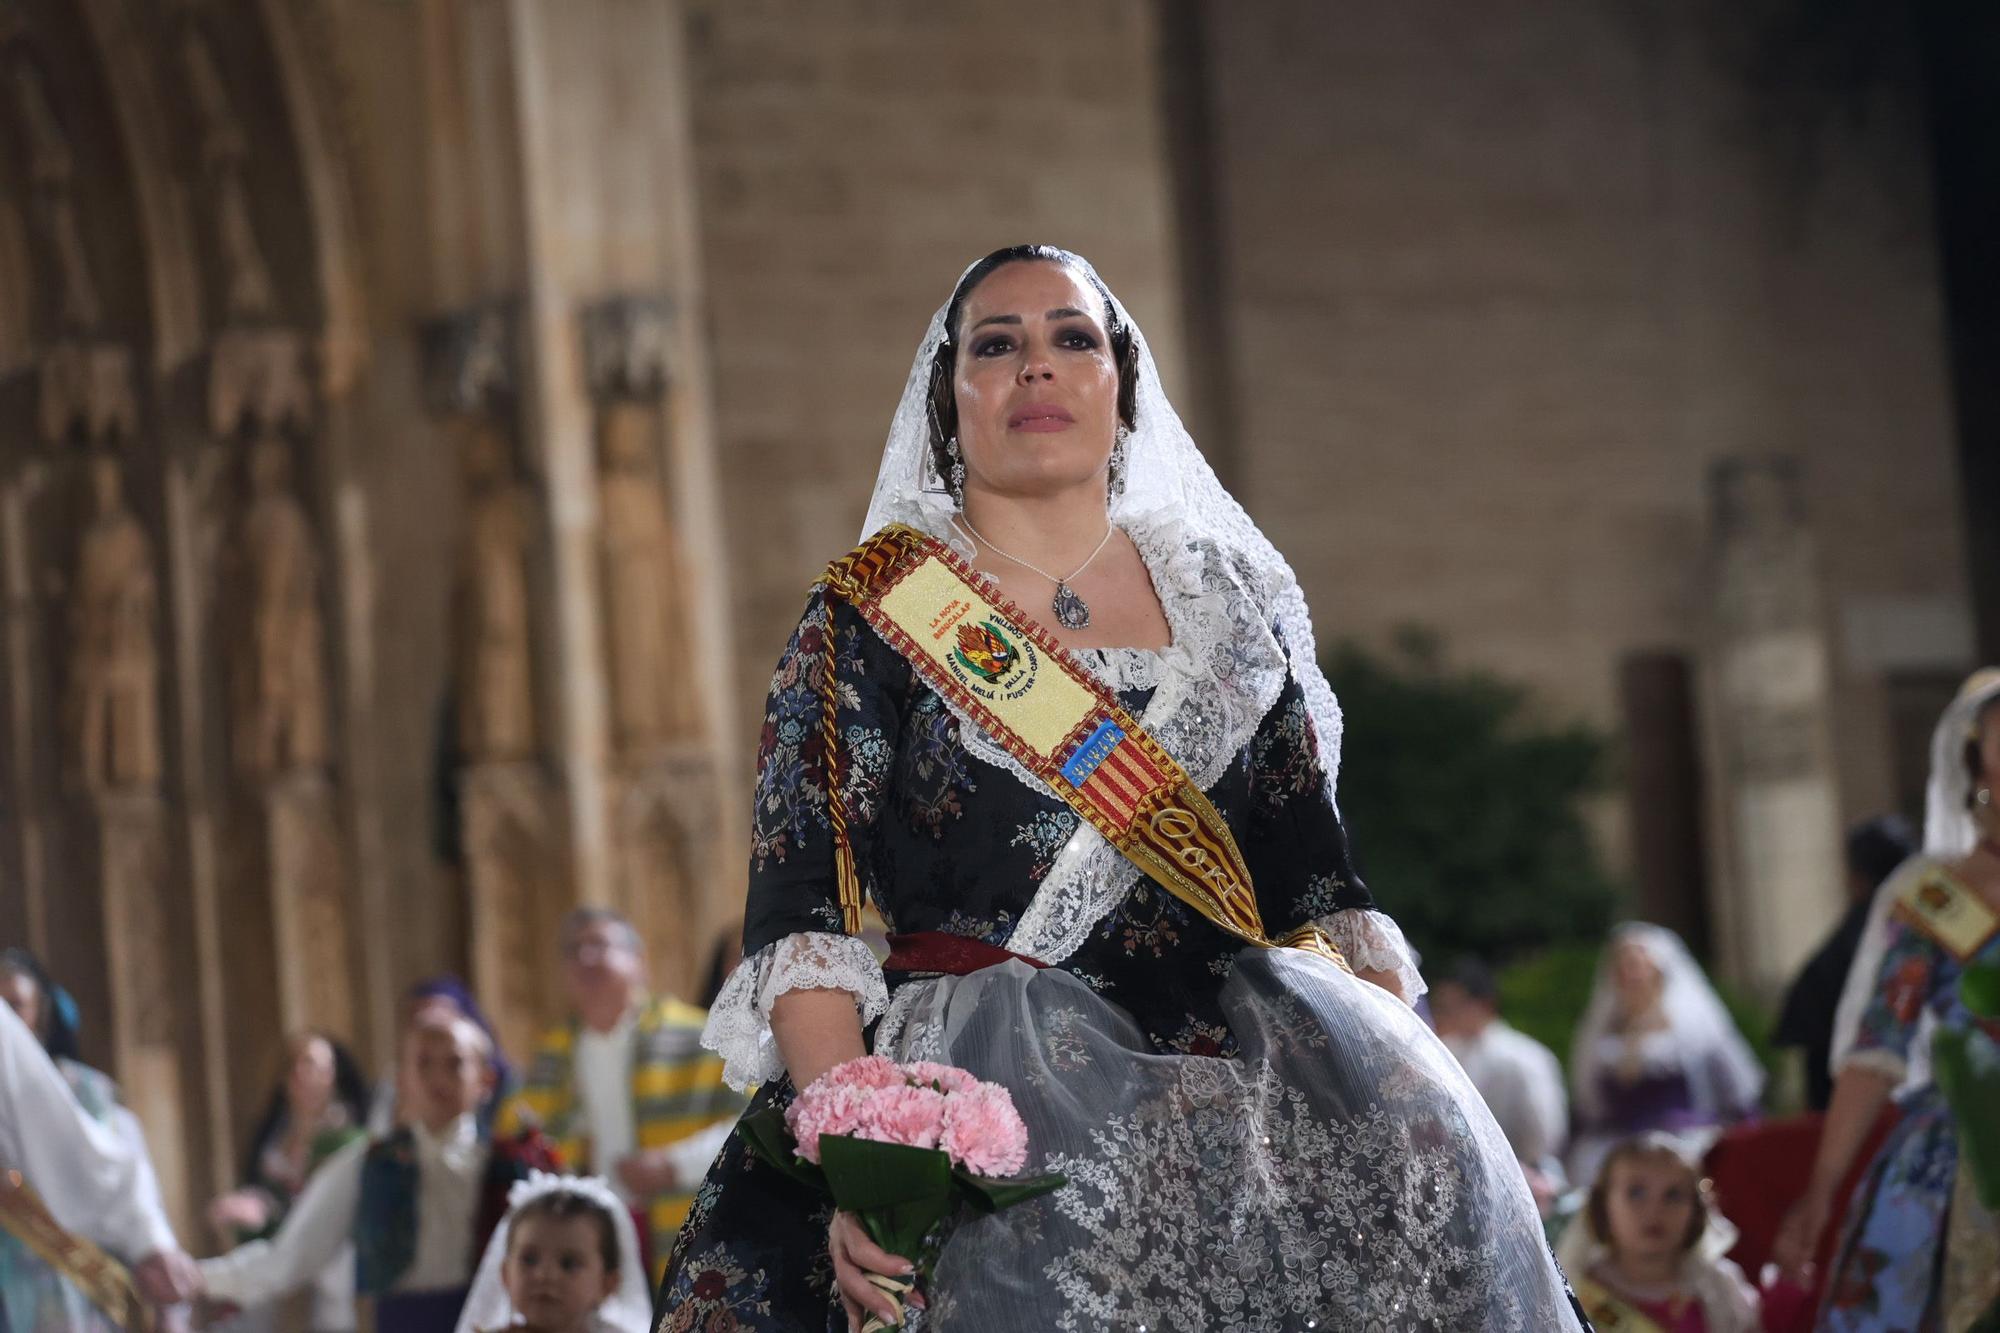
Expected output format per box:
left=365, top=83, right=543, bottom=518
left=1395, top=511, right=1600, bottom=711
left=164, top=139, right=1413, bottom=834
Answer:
left=1052, top=582, right=1091, bottom=630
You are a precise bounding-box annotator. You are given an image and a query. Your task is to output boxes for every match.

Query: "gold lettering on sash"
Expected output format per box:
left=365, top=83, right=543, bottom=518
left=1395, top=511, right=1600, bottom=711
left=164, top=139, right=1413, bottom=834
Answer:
left=1148, top=807, right=1235, bottom=893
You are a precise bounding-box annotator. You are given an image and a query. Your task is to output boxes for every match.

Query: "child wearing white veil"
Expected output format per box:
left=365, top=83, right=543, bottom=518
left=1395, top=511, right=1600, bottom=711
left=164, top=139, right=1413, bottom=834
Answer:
left=454, top=1174, right=651, bottom=1333
left=1567, top=923, right=1764, bottom=1186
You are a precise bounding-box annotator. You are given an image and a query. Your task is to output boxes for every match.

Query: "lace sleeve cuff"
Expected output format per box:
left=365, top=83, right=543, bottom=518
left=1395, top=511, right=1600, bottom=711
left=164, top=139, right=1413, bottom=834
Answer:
left=1834, top=1046, right=1907, bottom=1084
left=1319, top=908, right=1426, bottom=1006
left=701, top=932, right=890, bottom=1091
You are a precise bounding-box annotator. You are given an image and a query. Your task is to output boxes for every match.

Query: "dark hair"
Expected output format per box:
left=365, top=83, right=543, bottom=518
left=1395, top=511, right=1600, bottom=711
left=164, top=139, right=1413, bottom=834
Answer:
left=508, top=1190, right=621, bottom=1273
left=1845, top=814, right=1916, bottom=889
left=925, top=245, right=1141, bottom=490
left=1439, top=956, right=1499, bottom=1004
left=240, top=1031, right=371, bottom=1187
left=404, top=974, right=514, bottom=1090
left=0, top=948, right=80, bottom=1060
left=1585, top=1134, right=1710, bottom=1257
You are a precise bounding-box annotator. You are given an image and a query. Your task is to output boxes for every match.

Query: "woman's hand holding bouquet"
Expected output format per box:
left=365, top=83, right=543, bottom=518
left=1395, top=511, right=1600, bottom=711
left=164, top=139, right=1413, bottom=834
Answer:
left=742, top=1055, right=1064, bottom=1331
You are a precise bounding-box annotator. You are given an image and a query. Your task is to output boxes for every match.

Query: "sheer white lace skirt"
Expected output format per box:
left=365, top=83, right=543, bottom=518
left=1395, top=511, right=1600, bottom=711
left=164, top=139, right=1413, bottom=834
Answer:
left=874, top=949, right=1581, bottom=1332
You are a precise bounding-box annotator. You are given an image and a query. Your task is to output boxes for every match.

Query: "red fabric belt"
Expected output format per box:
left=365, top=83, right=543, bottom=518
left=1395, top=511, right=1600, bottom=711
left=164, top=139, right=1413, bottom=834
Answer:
left=882, top=931, right=1049, bottom=976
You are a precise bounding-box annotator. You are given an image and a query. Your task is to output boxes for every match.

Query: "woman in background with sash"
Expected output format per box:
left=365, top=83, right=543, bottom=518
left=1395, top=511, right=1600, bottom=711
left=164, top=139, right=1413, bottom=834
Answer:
left=657, top=246, right=1584, bottom=1331
left=1774, top=669, right=2000, bottom=1329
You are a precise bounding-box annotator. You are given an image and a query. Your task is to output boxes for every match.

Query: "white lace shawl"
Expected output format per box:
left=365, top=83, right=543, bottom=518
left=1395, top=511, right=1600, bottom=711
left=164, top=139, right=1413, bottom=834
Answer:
left=702, top=513, right=1421, bottom=1090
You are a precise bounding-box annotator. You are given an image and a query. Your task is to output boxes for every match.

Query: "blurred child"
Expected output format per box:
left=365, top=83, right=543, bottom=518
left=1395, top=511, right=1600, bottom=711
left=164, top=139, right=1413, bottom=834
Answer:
left=198, top=1013, right=559, bottom=1333
left=454, top=1175, right=650, bottom=1333
left=1559, top=1133, right=1760, bottom=1333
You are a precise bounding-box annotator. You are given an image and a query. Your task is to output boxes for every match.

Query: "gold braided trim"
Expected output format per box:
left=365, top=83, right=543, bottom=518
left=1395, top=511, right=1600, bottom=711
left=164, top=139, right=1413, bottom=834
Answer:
left=0, top=1170, right=154, bottom=1332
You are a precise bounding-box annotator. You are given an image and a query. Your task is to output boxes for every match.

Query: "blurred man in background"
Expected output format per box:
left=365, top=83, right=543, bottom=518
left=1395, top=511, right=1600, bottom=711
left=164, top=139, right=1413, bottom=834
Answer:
left=499, top=908, right=744, bottom=1282
left=1772, top=814, right=1917, bottom=1110
left=1431, top=955, right=1570, bottom=1207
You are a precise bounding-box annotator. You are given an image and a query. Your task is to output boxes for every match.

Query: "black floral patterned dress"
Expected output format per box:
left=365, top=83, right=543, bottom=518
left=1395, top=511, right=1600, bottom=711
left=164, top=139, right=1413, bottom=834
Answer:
left=657, top=520, right=1583, bottom=1332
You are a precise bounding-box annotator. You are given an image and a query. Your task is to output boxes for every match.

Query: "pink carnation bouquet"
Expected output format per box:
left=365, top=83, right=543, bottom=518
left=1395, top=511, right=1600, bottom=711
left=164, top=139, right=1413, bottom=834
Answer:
left=741, top=1055, right=1064, bottom=1330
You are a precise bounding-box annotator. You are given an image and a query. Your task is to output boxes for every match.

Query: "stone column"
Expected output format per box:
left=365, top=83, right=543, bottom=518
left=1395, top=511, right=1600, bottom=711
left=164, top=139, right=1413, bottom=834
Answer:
left=427, top=304, right=569, bottom=1061
left=583, top=296, right=724, bottom=999
left=1699, top=457, right=1846, bottom=997
left=208, top=326, right=358, bottom=1047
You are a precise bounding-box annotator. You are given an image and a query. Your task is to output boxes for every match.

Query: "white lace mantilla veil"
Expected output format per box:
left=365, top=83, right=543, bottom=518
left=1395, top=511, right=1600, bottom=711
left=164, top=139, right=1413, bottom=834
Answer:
left=1830, top=666, right=2000, bottom=1085
left=454, top=1173, right=652, bottom=1333
left=1569, top=922, right=1766, bottom=1127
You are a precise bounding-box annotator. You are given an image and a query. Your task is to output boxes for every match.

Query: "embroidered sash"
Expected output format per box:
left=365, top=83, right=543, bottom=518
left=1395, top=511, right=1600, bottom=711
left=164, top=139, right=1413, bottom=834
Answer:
left=818, top=524, right=1348, bottom=970
left=1894, top=863, right=2000, bottom=962
left=0, top=1170, right=153, bottom=1331
left=1572, top=1275, right=1673, bottom=1333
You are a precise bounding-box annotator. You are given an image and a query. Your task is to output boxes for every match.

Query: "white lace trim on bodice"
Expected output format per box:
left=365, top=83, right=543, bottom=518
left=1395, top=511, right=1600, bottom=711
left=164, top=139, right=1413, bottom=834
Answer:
left=701, top=932, right=888, bottom=1091
left=1002, top=513, right=1293, bottom=965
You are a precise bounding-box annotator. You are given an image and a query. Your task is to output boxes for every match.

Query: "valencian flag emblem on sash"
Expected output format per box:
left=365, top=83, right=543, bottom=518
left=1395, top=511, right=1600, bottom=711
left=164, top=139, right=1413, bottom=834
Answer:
left=816, top=524, right=1349, bottom=971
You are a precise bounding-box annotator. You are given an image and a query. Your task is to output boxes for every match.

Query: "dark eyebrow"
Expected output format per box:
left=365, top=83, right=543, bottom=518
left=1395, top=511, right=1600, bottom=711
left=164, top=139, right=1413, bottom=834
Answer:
left=969, top=307, right=1096, bottom=332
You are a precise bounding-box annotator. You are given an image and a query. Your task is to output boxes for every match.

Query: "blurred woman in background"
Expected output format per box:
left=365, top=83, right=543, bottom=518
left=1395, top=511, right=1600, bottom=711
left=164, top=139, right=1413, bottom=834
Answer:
left=205, top=1031, right=369, bottom=1333
left=1568, top=923, right=1764, bottom=1186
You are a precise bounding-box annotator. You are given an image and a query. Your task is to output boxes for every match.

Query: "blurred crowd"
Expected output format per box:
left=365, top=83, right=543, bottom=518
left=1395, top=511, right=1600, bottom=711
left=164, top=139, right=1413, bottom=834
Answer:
left=3, top=672, right=1996, bottom=1333
left=2, top=907, right=742, bottom=1333
left=1421, top=668, right=2000, bottom=1333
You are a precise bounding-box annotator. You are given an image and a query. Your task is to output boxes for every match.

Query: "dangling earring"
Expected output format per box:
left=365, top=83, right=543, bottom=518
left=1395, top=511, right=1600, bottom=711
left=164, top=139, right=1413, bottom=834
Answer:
left=1107, top=424, right=1131, bottom=499
left=943, top=435, right=966, bottom=507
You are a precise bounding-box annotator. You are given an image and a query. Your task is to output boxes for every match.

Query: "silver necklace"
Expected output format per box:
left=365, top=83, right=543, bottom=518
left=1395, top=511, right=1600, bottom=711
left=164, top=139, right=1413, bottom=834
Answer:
left=952, top=514, right=1115, bottom=630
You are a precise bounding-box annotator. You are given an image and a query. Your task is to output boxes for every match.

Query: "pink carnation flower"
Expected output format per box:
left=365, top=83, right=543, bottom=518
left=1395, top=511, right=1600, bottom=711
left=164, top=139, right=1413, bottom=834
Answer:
left=785, top=1081, right=867, bottom=1165
left=831, top=1055, right=908, bottom=1093
left=902, top=1061, right=979, bottom=1095
left=938, top=1083, right=1029, bottom=1178
left=854, top=1084, right=949, bottom=1150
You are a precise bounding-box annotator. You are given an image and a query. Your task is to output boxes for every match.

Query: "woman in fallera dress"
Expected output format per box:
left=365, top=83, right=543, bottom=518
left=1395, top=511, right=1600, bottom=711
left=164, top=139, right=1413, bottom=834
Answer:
left=655, top=246, right=1588, bottom=1331
left=1565, top=923, right=1764, bottom=1188
left=1775, top=668, right=2000, bottom=1331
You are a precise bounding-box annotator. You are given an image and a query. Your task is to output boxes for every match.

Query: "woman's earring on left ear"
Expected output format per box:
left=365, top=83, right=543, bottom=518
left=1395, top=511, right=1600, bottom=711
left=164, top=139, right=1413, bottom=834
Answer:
left=944, top=436, right=966, bottom=506
left=1978, top=785, right=1994, bottom=808
left=1108, top=424, right=1131, bottom=498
